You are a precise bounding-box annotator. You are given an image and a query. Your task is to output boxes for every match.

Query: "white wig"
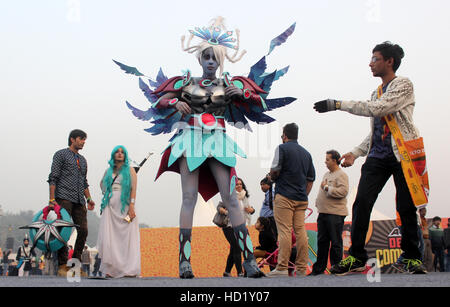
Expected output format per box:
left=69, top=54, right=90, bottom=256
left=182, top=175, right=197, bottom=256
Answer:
left=181, top=17, right=247, bottom=75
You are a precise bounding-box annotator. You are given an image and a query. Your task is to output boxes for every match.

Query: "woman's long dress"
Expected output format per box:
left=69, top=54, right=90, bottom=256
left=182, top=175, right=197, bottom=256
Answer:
left=97, top=174, right=141, bottom=278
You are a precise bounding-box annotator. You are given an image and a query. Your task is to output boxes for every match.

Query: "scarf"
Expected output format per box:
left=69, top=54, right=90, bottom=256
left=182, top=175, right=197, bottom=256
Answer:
left=237, top=189, right=246, bottom=201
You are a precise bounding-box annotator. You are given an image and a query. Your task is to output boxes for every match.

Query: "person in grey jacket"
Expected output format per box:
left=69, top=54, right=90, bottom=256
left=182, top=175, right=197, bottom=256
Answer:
left=314, top=41, right=426, bottom=275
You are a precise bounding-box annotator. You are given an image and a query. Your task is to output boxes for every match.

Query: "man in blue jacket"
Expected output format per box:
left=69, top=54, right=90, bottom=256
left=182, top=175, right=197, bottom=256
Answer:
left=267, top=123, right=315, bottom=277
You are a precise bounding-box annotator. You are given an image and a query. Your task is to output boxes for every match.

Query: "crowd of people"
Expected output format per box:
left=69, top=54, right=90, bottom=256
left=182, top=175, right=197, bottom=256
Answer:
left=0, top=243, right=104, bottom=277
left=1, top=29, right=448, bottom=280
left=214, top=123, right=449, bottom=276
left=1, top=125, right=449, bottom=278
left=210, top=40, right=449, bottom=277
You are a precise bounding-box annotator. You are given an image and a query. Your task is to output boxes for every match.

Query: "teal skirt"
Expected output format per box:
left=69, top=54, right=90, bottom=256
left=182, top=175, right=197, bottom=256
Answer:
left=166, top=114, right=247, bottom=172
left=155, top=114, right=246, bottom=200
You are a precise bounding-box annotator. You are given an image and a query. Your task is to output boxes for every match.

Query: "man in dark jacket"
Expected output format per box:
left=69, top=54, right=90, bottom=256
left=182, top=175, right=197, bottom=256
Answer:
left=429, top=216, right=445, bottom=272
left=444, top=218, right=450, bottom=272
left=267, top=123, right=315, bottom=277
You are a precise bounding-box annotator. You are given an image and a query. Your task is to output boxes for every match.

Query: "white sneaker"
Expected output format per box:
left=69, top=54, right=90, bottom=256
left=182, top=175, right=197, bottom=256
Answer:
left=266, top=269, right=289, bottom=278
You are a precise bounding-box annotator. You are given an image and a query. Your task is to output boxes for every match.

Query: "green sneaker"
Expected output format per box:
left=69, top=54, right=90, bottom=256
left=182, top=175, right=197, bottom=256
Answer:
left=402, top=258, right=427, bottom=274
left=391, top=261, right=407, bottom=273
left=330, top=256, right=366, bottom=276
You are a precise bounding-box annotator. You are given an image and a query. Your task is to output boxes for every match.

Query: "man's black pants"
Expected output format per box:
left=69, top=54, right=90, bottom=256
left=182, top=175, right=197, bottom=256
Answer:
left=56, top=199, right=88, bottom=265
left=349, top=156, right=421, bottom=262
left=312, top=213, right=345, bottom=273
left=432, top=247, right=446, bottom=272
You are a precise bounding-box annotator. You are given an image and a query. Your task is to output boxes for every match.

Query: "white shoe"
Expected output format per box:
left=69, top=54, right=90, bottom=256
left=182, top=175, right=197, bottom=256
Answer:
left=266, top=269, right=289, bottom=278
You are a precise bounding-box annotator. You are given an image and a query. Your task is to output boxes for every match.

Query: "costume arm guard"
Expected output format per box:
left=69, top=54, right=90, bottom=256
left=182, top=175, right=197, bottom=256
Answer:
left=152, top=75, right=190, bottom=109
left=230, top=76, right=269, bottom=110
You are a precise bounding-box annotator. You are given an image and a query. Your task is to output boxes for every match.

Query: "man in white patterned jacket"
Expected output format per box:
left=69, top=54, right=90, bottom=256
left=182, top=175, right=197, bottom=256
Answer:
left=314, top=41, right=427, bottom=275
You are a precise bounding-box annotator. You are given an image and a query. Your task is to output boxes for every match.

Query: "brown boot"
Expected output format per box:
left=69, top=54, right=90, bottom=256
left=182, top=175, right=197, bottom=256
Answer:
left=57, top=264, right=69, bottom=277
left=58, top=264, right=89, bottom=278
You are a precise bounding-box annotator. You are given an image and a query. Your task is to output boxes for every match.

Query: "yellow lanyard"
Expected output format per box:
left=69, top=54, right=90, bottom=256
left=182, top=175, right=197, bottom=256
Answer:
left=378, top=85, right=428, bottom=207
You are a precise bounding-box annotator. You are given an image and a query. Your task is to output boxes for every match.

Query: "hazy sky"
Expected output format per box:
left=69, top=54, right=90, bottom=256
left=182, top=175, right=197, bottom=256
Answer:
left=1, top=0, right=449, bottom=228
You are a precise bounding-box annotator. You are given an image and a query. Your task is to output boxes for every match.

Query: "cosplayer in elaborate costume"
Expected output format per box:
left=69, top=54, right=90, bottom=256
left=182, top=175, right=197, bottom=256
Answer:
left=16, top=236, right=36, bottom=277
left=115, top=17, right=297, bottom=278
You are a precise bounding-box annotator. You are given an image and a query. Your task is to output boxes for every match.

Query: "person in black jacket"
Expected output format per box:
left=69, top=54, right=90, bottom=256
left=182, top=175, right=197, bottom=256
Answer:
left=444, top=218, right=450, bottom=272
left=254, top=217, right=277, bottom=259
left=429, top=216, right=445, bottom=272
left=2, top=249, right=11, bottom=276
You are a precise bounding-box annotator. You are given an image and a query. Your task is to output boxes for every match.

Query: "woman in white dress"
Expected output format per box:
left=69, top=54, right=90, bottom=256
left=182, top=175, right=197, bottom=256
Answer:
left=97, top=145, right=140, bottom=278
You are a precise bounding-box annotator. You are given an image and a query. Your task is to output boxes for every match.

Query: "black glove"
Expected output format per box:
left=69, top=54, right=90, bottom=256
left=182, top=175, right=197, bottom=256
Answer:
left=313, top=99, right=338, bottom=113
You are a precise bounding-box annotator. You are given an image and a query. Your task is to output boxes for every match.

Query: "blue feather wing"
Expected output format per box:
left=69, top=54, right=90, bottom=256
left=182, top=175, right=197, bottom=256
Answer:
left=247, top=60, right=289, bottom=92
left=247, top=96, right=296, bottom=113
left=121, top=65, right=184, bottom=135
left=268, top=22, right=296, bottom=55
left=147, top=68, right=168, bottom=98
left=223, top=92, right=297, bottom=129
left=139, top=78, right=159, bottom=103
left=240, top=106, right=275, bottom=124
left=224, top=104, right=252, bottom=131
left=125, top=101, right=156, bottom=121
left=274, top=66, right=290, bottom=81
left=228, top=22, right=297, bottom=129
left=260, top=66, right=289, bottom=83
left=265, top=97, right=297, bottom=111
left=145, top=112, right=183, bottom=135
left=226, top=104, right=276, bottom=128
left=113, top=60, right=145, bottom=77
left=259, top=71, right=276, bottom=99
left=248, top=56, right=267, bottom=84
left=156, top=68, right=168, bottom=85
left=127, top=98, right=184, bottom=135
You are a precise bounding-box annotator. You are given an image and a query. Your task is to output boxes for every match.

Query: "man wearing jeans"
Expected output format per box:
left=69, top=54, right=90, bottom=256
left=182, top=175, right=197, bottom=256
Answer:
left=267, top=123, right=315, bottom=277
left=81, top=246, right=91, bottom=277
left=48, top=129, right=95, bottom=277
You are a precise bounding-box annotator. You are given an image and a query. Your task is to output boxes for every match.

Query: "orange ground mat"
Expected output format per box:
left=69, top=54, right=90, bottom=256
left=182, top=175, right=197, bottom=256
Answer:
left=140, top=226, right=266, bottom=277
left=139, top=218, right=449, bottom=276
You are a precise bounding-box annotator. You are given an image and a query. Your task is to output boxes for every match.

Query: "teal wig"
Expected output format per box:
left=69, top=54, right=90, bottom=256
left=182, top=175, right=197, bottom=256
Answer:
left=101, top=145, right=132, bottom=214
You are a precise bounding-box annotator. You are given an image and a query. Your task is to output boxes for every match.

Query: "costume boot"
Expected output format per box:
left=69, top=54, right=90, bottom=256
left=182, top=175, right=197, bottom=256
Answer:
left=179, top=228, right=194, bottom=279
left=233, top=223, right=265, bottom=278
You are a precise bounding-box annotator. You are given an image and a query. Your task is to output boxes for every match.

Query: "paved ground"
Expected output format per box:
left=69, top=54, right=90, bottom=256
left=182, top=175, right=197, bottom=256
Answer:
left=1, top=272, right=449, bottom=287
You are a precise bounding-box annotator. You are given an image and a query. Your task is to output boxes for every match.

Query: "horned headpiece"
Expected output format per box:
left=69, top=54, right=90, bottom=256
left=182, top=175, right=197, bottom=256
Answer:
left=181, top=17, right=247, bottom=66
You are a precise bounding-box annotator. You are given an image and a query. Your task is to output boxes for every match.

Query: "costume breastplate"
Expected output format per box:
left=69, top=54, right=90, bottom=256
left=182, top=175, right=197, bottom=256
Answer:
left=181, top=78, right=229, bottom=115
